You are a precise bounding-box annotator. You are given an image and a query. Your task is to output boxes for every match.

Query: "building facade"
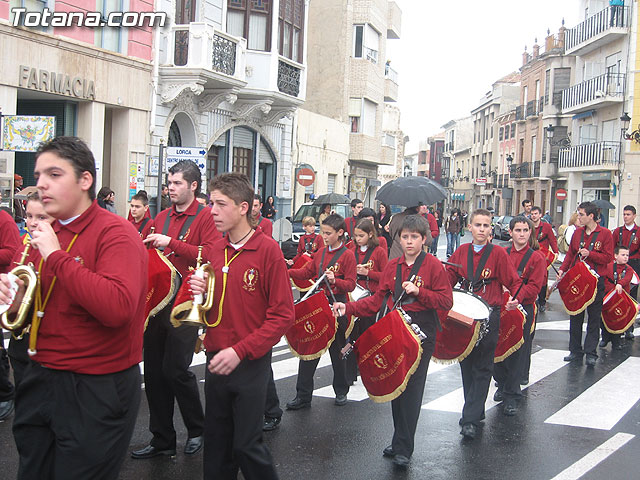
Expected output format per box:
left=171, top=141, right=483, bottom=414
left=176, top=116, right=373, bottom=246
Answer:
left=442, top=116, right=473, bottom=215
left=0, top=1, right=154, bottom=215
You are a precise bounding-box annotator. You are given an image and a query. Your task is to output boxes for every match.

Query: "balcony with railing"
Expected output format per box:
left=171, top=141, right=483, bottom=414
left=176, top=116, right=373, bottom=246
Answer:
left=161, top=23, right=246, bottom=90
left=526, top=99, right=539, bottom=118
left=559, top=141, right=620, bottom=171
left=384, top=65, right=398, bottom=102
left=387, top=1, right=402, bottom=39
left=515, top=105, right=525, bottom=122
left=565, top=6, right=630, bottom=55
left=562, top=73, right=625, bottom=113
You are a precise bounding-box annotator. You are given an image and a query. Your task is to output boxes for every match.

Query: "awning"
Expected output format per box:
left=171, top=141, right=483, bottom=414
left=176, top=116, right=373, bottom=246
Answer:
left=572, top=110, right=596, bottom=120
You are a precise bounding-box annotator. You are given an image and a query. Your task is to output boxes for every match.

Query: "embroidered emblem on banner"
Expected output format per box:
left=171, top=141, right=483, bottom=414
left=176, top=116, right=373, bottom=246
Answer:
left=373, top=353, right=389, bottom=370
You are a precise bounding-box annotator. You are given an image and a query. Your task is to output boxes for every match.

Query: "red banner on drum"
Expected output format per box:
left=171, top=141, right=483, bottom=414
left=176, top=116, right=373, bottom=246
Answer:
left=602, top=289, right=638, bottom=334
left=557, top=261, right=599, bottom=315
left=355, top=309, right=422, bottom=403
left=286, top=292, right=337, bottom=360
left=495, top=291, right=526, bottom=363
left=290, top=254, right=315, bottom=292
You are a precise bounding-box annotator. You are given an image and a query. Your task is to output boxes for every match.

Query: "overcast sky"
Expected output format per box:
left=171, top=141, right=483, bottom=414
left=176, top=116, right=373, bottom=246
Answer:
left=387, top=0, right=582, bottom=153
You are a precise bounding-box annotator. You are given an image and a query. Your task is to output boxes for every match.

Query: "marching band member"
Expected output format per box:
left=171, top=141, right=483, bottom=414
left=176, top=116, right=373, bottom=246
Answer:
left=286, top=216, right=323, bottom=266
left=129, top=192, right=154, bottom=238
left=190, top=172, right=294, bottom=479
left=530, top=206, right=557, bottom=312
left=334, top=215, right=452, bottom=469
left=133, top=160, right=220, bottom=459
left=252, top=194, right=273, bottom=238
left=446, top=209, right=521, bottom=440
left=0, top=203, right=20, bottom=421
left=601, top=245, right=639, bottom=349
left=558, top=201, right=613, bottom=367
left=7, top=193, right=54, bottom=390
left=0, top=137, right=147, bottom=479
left=287, top=214, right=356, bottom=409
left=612, top=205, right=640, bottom=340
left=493, top=216, right=546, bottom=416
left=357, top=207, right=389, bottom=253
left=345, top=198, right=364, bottom=238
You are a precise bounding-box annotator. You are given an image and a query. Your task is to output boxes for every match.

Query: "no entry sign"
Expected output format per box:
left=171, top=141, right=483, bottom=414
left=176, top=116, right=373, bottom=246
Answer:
left=556, top=189, right=567, bottom=201
left=296, top=167, right=315, bottom=187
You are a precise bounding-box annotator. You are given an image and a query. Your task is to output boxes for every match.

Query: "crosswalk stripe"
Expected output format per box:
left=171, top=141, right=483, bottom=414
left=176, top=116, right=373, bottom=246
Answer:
left=549, top=433, right=635, bottom=480
left=421, top=348, right=567, bottom=413
left=545, top=356, right=640, bottom=430
left=273, top=352, right=332, bottom=381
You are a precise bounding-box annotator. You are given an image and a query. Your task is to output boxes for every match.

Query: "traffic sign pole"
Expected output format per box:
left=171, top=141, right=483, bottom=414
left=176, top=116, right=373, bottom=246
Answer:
left=156, top=140, right=164, bottom=218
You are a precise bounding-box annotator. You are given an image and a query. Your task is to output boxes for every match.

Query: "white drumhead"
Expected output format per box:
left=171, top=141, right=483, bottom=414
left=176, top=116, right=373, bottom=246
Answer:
left=0, top=273, right=18, bottom=316
left=351, top=284, right=372, bottom=302
left=451, top=290, right=491, bottom=321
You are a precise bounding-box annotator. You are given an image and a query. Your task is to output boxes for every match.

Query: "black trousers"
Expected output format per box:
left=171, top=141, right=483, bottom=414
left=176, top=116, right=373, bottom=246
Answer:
left=264, top=366, right=282, bottom=419
left=570, top=279, right=604, bottom=357
left=204, top=352, right=278, bottom=480
left=143, top=305, right=204, bottom=449
left=13, top=362, right=140, bottom=480
left=521, top=305, right=536, bottom=381
left=460, top=308, right=500, bottom=425
left=538, top=270, right=548, bottom=306
left=493, top=304, right=534, bottom=400
left=295, top=315, right=349, bottom=401
left=390, top=319, right=436, bottom=458
left=0, top=347, right=15, bottom=402
left=9, top=335, right=30, bottom=391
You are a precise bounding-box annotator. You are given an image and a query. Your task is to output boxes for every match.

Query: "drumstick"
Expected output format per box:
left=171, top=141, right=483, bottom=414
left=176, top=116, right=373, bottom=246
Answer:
left=392, top=274, right=417, bottom=310
left=441, top=260, right=462, bottom=268
left=322, top=275, right=338, bottom=305
left=300, top=273, right=327, bottom=301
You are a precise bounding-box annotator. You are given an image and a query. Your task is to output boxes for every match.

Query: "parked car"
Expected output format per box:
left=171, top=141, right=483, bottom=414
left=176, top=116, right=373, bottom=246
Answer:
left=492, top=215, right=513, bottom=240
left=281, top=202, right=351, bottom=259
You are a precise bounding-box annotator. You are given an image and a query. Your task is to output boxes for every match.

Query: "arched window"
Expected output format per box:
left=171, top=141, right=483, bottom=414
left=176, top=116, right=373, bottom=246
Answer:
left=278, top=0, right=304, bottom=63
left=227, top=0, right=272, bottom=52
left=168, top=120, right=182, bottom=147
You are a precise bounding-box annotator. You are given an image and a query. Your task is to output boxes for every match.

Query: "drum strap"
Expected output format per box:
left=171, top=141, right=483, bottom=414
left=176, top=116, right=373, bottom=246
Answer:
left=356, top=246, right=376, bottom=267
left=506, top=246, right=534, bottom=278
left=612, top=264, right=628, bottom=285
left=572, top=228, right=601, bottom=269
left=536, top=225, right=547, bottom=243
left=138, top=217, right=150, bottom=233
left=392, top=251, right=427, bottom=306
left=160, top=204, right=205, bottom=251
left=619, top=226, right=638, bottom=254
left=304, top=234, right=317, bottom=252
left=465, top=243, right=494, bottom=292
left=318, top=245, right=347, bottom=279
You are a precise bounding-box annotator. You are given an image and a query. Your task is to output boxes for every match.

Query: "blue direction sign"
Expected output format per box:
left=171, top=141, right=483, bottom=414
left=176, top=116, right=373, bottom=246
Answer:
left=165, top=147, right=207, bottom=174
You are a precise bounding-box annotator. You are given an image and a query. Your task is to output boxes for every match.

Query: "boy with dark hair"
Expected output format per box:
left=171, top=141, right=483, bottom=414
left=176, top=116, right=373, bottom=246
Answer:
left=346, top=198, right=364, bottom=237
left=287, top=216, right=323, bottom=266
left=530, top=205, right=557, bottom=312
left=558, top=201, right=614, bottom=366
left=288, top=213, right=357, bottom=409
left=333, top=214, right=452, bottom=469
left=1, top=136, right=147, bottom=479
left=612, top=204, right=639, bottom=340
left=446, top=208, right=522, bottom=439
left=520, top=199, right=532, bottom=217
left=129, top=192, right=154, bottom=238
left=189, top=172, right=294, bottom=479
left=252, top=194, right=273, bottom=238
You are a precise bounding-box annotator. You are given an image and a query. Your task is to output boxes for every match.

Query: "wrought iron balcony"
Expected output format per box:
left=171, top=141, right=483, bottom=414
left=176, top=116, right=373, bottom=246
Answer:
left=533, top=161, right=540, bottom=177
left=509, top=162, right=533, bottom=179
left=565, top=6, right=630, bottom=55
left=559, top=141, right=620, bottom=170
left=526, top=100, right=538, bottom=118
left=277, top=58, right=302, bottom=97
left=562, top=73, right=625, bottom=113
left=515, top=105, right=525, bottom=121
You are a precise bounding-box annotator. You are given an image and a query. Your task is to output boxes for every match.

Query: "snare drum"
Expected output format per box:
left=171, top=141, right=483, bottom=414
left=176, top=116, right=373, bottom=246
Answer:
left=433, top=289, right=491, bottom=364
left=347, top=283, right=373, bottom=338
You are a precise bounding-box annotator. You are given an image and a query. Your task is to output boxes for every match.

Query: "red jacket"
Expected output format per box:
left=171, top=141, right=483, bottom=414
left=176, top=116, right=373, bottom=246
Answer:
left=535, top=221, right=558, bottom=253
left=612, top=224, right=640, bottom=260
left=346, top=216, right=357, bottom=238
left=446, top=243, right=522, bottom=307
left=256, top=216, right=272, bottom=238
left=345, top=253, right=453, bottom=318
left=293, top=232, right=324, bottom=263
left=24, top=201, right=147, bottom=374
left=560, top=225, right=613, bottom=276
left=349, top=244, right=388, bottom=293
left=0, top=210, right=21, bottom=273
left=203, top=230, right=294, bottom=360
left=130, top=217, right=154, bottom=240
left=424, top=213, right=440, bottom=239
left=289, top=244, right=356, bottom=297
left=603, top=261, right=639, bottom=294
left=507, top=245, right=547, bottom=305
left=153, top=199, right=220, bottom=277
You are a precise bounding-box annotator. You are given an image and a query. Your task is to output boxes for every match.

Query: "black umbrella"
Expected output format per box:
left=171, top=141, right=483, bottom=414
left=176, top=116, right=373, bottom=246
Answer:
left=312, top=193, right=351, bottom=205
left=592, top=199, right=615, bottom=210
left=376, top=176, right=447, bottom=207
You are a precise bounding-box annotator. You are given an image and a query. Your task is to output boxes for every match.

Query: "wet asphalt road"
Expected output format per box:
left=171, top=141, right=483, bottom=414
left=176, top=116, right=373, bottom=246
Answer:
left=1, top=234, right=640, bottom=479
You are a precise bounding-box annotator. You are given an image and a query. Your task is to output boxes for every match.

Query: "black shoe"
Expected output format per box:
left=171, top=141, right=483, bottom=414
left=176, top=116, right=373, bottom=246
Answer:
left=459, top=413, right=485, bottom=426
left=538, top=303, right=546, bottom=313
left=392, top=454, right=410, bottom=469
left=184, top=436, right=203, bottom=455
left=520, top=378, right=529, bottom=386
left=286, top=397, right=311, bottom=410
left=585, top=355, right=597, bottom=367
left=599, top=340, right=608, bottom=348
left=625, top=331, right=635, bottom=340
left=503, top=399, right=517, bottom=416
left=564, top=352, right=583, bottom=362
left=493, top=390, right=504, bottom=402
left=0, top=399, right=14, bottom=421
left=131, top=445, right=176, bottom=459
left=460, top=423, right=477, bottom=440
left=263, top=417, right=281, bottom=432
left=334, top=394, right=348, bottom=406
left=383, top=445, right=396, bottom=457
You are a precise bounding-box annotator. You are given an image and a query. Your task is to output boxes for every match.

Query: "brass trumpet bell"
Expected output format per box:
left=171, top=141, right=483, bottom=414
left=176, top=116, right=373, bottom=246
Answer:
left=1, top=242, right=37, bottom=331
left=170, top=246, right=216, bottom=328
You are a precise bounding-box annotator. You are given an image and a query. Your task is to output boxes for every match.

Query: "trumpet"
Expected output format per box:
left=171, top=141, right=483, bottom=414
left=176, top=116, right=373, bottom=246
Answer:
left=1, top=241, right=38, bottom=331
left=170, top=246, right=215, bottom=327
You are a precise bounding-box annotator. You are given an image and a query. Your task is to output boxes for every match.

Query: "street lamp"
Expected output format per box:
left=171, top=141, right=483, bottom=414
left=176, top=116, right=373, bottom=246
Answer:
left=546, top=124, right=571, bottom=147
left=620, top=112, right=640, bottom=143
left=456, top=167, right=462, bottom=180
left=480, top=159, right=487, bottom=177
